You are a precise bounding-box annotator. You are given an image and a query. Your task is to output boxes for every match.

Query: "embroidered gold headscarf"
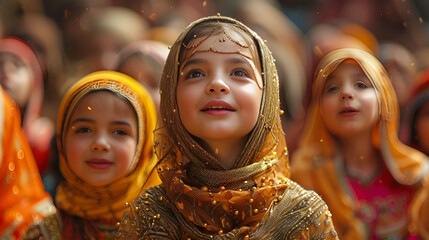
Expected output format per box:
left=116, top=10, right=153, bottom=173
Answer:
left=116, top=15, right=339, bottom=240
left=292, top=48, right=429, bottom=238
left=154, top=14, right=290, bottom=233
left=55, top=70, right=160, bottom=221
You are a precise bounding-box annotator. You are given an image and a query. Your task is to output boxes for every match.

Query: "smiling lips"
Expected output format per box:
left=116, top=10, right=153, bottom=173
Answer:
left=201, top=100, right=235, bottom=115
left=86, top=158, right=113, bottom=169
left=339, top=106, right=359, bottom=116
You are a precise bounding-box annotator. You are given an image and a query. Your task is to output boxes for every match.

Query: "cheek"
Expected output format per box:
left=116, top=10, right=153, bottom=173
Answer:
left=176, top=87, right=195, bottom=126
left=64, top=135, right=87, bottom=170
left=115, top=139, right=138, bottom=171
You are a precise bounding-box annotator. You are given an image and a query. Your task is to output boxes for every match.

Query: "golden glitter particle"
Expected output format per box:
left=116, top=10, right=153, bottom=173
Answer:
left=17, top=150, right=24, bottom=159
left=249, top=198, right=254, bottom=203
left=13, top=185, right=19, bottom=195
left=279, top=109, right=284, bottom=115
left=87, top=106, right=92, bottom=111
left=212, top=200, right=217, bottom=205
left=201, top=186, right=208, bottom=192
left=244, top=235, right=249, bottom=240
left=125, top=202, right=130, bottom=207
left=253, top=209, right=259, bottom=213
left=159, top=197, right=163, bottom=201
left=217, top=13, right=221, bottom=16
left=234, top=210, right=239, bottom=215
left=218, top=229, right=223, bottom=235
left=156, top=214, right=160, bottom=219
left=8, top=162, right=15, bottom=171
left=116, top=222, right=121, bottom=227
left=204, top=223, right=208, bottom=227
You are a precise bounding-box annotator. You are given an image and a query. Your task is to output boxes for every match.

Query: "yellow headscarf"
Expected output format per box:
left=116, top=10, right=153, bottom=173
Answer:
left=55, top=70, right=160, bottom=221
left=292, top=48, right=428, bottom=238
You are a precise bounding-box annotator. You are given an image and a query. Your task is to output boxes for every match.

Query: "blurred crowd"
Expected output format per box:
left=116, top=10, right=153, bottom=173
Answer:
left=2, top=0, right=429, bottom=238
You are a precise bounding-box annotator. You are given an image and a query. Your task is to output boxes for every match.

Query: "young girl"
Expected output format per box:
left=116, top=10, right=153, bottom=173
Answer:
left=116, top=15, right=338, bottom=239
left=23, top=70, right=160, bottom=239
left=291, top=48, right=429, bottom=239
left=0, top=36, right=54, bottom=176
left=0, top=86, right=55, bottom=239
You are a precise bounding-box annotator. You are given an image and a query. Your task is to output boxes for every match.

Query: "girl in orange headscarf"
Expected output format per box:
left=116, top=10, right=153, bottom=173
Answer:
left=0, top=87, right=55, bottom=239
left=116, top=15, right=338, bottom=239
left=0, top=36, right=54, bottom=175
left=23, top=70, right=160, bottom=239
left=291, top=48, right=428, bottom=239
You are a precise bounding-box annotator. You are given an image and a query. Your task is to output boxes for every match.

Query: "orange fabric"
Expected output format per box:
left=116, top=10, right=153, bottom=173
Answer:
left=0, top=88, right=54, bottom=239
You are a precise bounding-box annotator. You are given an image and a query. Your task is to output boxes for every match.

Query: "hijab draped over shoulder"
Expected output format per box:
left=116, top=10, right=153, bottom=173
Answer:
left=0, top=87, right=55, bottom=239
left=55, top=70, right=159, bottom=222
left=116, top=15, right=338, bottom=240
left=291, top=48, right=429, bottom=239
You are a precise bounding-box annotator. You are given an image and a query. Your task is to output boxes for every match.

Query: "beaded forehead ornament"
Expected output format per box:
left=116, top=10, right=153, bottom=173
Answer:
left=180, top=27, right=262, bottom=78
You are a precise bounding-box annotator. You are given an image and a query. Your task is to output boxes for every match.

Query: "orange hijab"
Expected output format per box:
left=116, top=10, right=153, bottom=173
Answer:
left=0, top=88, right=54, bottom=239
left=291, top=48, right=429, bottom=239
left=55, top=70, right=160, bottom=222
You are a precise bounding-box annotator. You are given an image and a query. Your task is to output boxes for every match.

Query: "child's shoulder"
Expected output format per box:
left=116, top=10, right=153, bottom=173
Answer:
left=259, top=179, right=337, bottom=239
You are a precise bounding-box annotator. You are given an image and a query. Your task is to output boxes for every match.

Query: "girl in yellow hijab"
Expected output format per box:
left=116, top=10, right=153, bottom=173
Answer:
left=24, top=70, right=160, bottom=239
left=291, top=48, right=428, bottom=239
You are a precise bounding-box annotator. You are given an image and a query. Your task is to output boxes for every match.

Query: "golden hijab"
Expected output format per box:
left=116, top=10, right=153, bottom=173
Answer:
left=154, top=14, right=290, bottom=233
left=291, top=48, right=429, bottom=238
left=116, top=16, right=341, bottom=240
left=55, top=70, right=159, bottom=221
left=0, top=88, right=55, bottom=238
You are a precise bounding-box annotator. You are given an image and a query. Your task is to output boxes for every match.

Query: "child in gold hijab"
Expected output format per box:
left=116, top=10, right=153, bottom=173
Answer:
left=115, top=15, right=338, bottom=239
left=291, top=48, right=428, bottom=239
left=24, top=70, right=160, bottom=239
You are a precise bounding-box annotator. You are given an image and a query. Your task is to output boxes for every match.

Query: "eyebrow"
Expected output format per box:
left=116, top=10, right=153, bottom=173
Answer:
left=181, top=56, right=250, bottom=70
left=71, top=118, right=133, bottom=127
left=327, top=72, right=367, bottom=81
left=181, top=58, right=207, bottom=70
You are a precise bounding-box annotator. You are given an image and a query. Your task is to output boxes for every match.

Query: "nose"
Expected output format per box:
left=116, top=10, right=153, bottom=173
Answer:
left=91, top=132, right=110, bottom=152
left=206, top=77, right=230, bottom=94
left=340, top=87, right=354, bottom=100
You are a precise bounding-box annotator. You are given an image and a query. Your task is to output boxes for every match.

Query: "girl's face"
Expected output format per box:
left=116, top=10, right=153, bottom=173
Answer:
left=65, top=91, right=138, bottom=187
left=176, top=34, right=263, bottom=148
left=321, top=61, right=379, bottom=138
left=416, top=101, right=429, bottom=154
left=0, top=53, right=32, bottom=109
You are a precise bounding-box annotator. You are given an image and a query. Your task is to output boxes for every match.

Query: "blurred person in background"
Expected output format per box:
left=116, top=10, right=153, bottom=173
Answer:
left=113, top=40, right=169, bottom=113
left=0, top=36, right=54, bottom=182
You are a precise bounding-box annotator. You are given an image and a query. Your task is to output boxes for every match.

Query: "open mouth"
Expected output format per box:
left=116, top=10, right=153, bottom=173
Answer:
left=340, top=107, right=358, bottom=115
left=202, top=106, right=233, bottom=111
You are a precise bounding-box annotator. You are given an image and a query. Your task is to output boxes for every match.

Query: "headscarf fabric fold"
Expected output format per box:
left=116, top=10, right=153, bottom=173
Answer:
left=0, top=88, right=55, bottom=239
